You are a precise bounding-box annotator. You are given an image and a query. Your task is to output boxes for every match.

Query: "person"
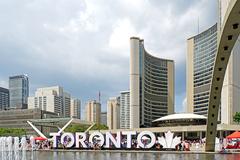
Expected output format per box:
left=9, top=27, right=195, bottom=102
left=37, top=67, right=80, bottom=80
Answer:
left=63, top=140, right=67, bottom=149
left=219, top=146, right=227, bottom=153
left=156, top=143, right=161, bottom=150
left=182, top=141, right=185, bottom=151
left=184, top=141, right=190, bottom=151
left=196, top=141, right=199, bottom=150
left=178, top=143, right=182, bottom=151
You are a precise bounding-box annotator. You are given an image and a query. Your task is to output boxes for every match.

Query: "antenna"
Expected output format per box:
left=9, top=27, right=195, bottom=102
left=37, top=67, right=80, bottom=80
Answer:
left=198, top=16, right=200, bottom=34
left=98, top=91, right=101, bottom=103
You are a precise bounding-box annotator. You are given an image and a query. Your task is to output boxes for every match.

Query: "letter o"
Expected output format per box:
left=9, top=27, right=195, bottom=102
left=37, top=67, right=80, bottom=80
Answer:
left=61, top=133, right=75, bottom=148
left=137, top=131, right=156, bottom=148
left=89, top=132, right=105, bottom=146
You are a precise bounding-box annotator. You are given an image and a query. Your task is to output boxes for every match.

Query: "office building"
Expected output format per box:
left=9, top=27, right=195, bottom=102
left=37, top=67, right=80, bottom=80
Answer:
left=63, top=92, right=71, bottom=117
left=107, top=97, right=120, bottom=129
left=70, top=98, right=81, bottom=119
left=28, top=86, right=71, bottom=117
left=85, top=100, right=101, bottom=124
left=187, top=0, right=240, bottom=124
left=0, top=87, right=9, bottom=110
left=9, top=75, right=29, bottom=109
left=130, top=37, right=174, bottom=128
left=186, top=24, right=218, bottom=116
left=101, top=112, right=107, bottom=125
left=120, top=91, right=130, bottom=129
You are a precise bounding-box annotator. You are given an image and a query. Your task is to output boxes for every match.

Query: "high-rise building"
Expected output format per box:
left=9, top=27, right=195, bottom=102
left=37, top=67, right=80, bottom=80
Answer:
left=28, top=86, right=71, bottom=117
left=130, top=37, right=175, bottom=128
left=120, top=91, right=130, bottom=129
left=187, top=1, right=240, bottom=125
left=70, top=98, right=81, bottom=119
left=186, top=24, right=218, bottom=115
left=0, top=87, right=9, bottom=110
left=107, top=97, right=120, bottom=130
left=85, top=100, right=101, bottom=124
left=63, top=92, right=71, bottom=117
left=100, top=112, right=107, bottom=125
left=9, top=75, right=29, bottom=109
left=219, top=0, right=240, bottom=124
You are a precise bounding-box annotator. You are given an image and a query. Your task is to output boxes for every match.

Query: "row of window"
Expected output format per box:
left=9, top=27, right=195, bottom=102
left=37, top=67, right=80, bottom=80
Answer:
left=144, top=78, right=168, bottom=89
left=144, top=72, right=168, bottom=81
left=194, top=25, right=217, bottom=43
left=144, top=87, right=168, bottom=96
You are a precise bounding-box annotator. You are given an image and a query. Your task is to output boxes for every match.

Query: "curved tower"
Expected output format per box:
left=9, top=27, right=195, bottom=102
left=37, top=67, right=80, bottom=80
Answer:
left=130, top=37, right=174, bottom=128
left=187, top=24, right=218, bottom=116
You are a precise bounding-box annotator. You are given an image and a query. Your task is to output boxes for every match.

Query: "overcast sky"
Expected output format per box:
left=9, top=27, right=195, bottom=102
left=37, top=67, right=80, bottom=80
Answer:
left=0, top=0, right=217, bottom=114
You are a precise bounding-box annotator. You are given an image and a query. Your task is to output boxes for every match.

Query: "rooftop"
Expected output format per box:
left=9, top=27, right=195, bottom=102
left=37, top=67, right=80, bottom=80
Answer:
left=152, top=113, right=207, bottom=122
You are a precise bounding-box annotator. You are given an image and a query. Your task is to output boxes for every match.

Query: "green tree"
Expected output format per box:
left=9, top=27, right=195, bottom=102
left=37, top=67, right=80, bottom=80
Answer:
left=233, top=112, right=240, bottom=124
left=0, top=128, right=26, bottom=137
left=65, top=124, right=108, bottom=133
left=90, top=124, right=108, bottom=130
left=65, top=124, right=89, bottom=132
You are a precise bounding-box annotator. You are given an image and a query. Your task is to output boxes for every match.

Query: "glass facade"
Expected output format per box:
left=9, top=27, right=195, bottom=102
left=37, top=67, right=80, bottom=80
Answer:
left=0, top=87, right=9, bottom=110
left=130, top=37, right=174, bottom=128
left=192, top=24, right=217, bottom=115
left=9, top=75, right=29, bottom=109
left=139, top=41, right=172, bottom=127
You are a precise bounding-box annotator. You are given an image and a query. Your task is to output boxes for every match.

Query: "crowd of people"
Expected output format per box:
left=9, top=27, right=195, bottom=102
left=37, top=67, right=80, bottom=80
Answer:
left=23, top=139, right=52, bottom=150
left=22, top=137, right=230, bottom=152
left=30, top=139, right=202, bottom=151
left=176, top=140, right=205, bottom=151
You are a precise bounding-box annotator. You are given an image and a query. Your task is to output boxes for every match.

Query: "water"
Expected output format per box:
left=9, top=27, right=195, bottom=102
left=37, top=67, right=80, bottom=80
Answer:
left=0, top=136, right=239, bottom=160
left=11, top=151, right=240, bottom=160
left=0, top=136, right=29, bottom=160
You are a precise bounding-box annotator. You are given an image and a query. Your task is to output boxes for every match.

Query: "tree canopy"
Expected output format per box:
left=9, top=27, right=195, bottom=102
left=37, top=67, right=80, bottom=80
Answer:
left=90, top=124, right=108, bottom=130
left=65, top=124, right=108, bottom=133
left=0, top=128, right=26, bottom=137
left=233, top=112, right=240, bottom=124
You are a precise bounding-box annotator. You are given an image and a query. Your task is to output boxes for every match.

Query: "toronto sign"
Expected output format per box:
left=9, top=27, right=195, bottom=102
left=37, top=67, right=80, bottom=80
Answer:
left=50, top=130, right=181, bottom=149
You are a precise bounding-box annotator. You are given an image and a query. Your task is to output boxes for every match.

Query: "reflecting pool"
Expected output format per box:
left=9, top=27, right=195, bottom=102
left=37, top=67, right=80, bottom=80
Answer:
left=19, top=151, right=240, bottom=160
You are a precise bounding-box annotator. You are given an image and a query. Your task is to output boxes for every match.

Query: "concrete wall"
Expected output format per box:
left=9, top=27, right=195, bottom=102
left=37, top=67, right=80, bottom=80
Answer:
left=130, top=37, right=140, bottom=129
left=0, top=108, right=58, bottom=135
left=186, top=38, right=194, bottom=113
left=168, top=61, right=175, bottom=114
left=219, top=0, right=240, bottom=124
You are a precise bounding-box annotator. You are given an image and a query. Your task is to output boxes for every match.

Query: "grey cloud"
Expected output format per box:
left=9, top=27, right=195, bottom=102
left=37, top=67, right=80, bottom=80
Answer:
left=0, top=0, right=217, bottom=112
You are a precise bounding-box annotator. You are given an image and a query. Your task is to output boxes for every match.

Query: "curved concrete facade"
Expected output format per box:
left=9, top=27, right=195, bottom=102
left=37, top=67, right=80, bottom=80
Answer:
left=206, top=0, right=240, bottom=151
left=130, top=37, right=174, bottom=128
left=187, top=24, right=217, bottom=116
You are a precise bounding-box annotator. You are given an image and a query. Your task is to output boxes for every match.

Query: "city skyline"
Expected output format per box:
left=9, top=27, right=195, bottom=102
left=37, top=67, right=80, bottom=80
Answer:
left=0, top=0, right=217, bottom=113
left=0, top=0, right=239, bottom=154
